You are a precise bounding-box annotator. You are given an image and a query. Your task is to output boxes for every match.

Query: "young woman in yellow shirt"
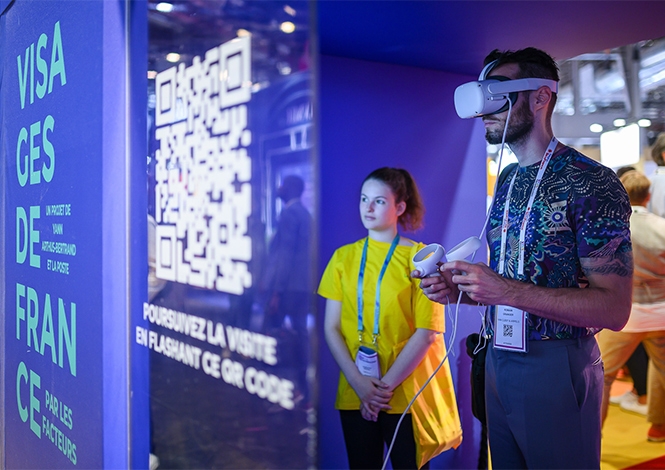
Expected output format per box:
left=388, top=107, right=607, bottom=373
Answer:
left=318, top=167, right=461, bottom=469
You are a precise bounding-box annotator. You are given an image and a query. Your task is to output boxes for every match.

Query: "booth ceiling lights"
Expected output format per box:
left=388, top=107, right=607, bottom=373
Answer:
left=148, top=0, right=310, bottom=96
left=280, top=21, right=295, bottom=33
left=156, top=2, right=173, bottom=13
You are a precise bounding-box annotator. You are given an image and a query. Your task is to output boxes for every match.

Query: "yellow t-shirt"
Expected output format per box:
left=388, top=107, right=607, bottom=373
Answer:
left=318, top=237, right=441, bottom=410
left=318, top=237, right=462, bottom=466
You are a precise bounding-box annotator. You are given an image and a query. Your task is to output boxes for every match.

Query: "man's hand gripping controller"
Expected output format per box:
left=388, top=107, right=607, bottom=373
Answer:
left=412, top=236, right=482, bottom=276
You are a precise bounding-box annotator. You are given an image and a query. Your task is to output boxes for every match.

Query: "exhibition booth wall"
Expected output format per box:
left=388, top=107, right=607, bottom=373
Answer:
left=0, top=1, right=148, bottom=468
left=0, top=1, right=487, bottom=468
left=317, top=54, right=486, bottom=469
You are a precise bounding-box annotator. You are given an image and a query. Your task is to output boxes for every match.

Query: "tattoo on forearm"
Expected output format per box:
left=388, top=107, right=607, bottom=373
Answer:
left=581, top=252, right=633, bottom=277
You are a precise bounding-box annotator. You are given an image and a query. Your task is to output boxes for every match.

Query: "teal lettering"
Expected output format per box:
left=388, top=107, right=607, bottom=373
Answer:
left=18, top=117, right=56, bottom=186
left=17, top=46, right=30, bottom=109
left=29, top=370, right=41, bottom=438
left=16, top=283, right=26, bottom=339
left=16, top=127, right=28, bottom=186
left=42, top=115, right=55, bottom=182
left=30, top=42, right=35, bottom=105
left=18, top=21, right=67, bottom=108
left=40, top=294, right=57, bottom=363
left=58, top=299, right=76, bottom=377
left=16, top=283, right=77, bottom=377
left=29, top=121, right=41, bottom=185
left=29, top=206, right=40, bottom=268
left=15, top=363, right=41, bottom=437
left=16, top=362, right=29, bottom=422
left=36, top=33, right=48, bottom=99
left=16, top=207, right=27, bottom=264
left=27, top=286, right=39, bottom=348
left=48, top=21, right=66, bottom=93
left=16, top=206, right=40, bottom=267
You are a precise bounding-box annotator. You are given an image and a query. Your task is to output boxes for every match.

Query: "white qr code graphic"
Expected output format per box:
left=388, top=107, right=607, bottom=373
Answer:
left=153, top=36, right=253, bottom=295
left=502, top=324, right=513, bottom=338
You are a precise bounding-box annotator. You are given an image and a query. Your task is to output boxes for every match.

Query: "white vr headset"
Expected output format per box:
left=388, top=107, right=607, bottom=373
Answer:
left=454, top=59, right=559, bottom=119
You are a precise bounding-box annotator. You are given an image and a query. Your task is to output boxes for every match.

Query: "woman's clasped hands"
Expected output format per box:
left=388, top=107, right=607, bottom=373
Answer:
left=352, top=374, right=392, bottom=422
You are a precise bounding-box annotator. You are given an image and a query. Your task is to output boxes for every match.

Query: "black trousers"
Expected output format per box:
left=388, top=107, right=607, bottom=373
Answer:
left=626, top=342, right=649, bottom=396
left=339, top=410, right=428, bottom=470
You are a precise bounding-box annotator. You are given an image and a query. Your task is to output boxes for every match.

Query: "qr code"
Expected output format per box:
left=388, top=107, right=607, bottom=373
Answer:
left=502, top=324, right=513, bottom=338
left=153, top=36, right=252, bottom=295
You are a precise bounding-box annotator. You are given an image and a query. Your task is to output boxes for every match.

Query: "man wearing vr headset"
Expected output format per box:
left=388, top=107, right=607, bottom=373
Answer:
left=418, top=47, right=633, bottom=469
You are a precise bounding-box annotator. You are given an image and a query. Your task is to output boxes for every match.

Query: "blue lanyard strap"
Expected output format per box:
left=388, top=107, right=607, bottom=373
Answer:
left=357, top=234, right=400, bottom=344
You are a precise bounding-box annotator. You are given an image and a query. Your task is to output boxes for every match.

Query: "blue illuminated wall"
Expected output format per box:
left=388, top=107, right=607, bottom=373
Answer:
left=0, top=1, right=146, bottom=468
left=317, top=54, right=487, bottom=469
left=3, top=4, right=104, bottom=466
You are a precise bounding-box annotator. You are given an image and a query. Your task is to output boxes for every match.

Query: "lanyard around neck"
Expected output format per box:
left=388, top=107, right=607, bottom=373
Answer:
left=498, top=137, right=559, bottom=277
left=357, top=234, right=400, bottom=344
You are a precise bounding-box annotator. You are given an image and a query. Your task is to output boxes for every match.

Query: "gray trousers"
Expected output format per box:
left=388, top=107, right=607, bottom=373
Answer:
left=485, top=335, right=603, bottom=469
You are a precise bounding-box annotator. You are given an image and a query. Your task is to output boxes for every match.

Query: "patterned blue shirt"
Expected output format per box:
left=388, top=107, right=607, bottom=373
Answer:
left=487, top=146, right=632, bottom=340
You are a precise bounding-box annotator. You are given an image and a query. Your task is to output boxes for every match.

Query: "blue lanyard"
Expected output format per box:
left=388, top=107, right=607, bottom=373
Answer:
left=357, top=234, right=400, bottom=345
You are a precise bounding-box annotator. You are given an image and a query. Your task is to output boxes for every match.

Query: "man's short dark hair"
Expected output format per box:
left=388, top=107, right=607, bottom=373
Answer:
left=483, top=47, right=560, bottom=112
left=483, top=47, right=560, bottom=82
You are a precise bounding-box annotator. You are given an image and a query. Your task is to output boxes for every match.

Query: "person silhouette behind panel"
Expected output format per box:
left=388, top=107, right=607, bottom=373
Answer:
left=262, top=175, right=313, bottom=401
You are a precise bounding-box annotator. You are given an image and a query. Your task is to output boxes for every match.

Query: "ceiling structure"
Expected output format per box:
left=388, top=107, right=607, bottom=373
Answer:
left=317, top=0, right=665, bottom=144
left=317, top=0, right=665, bottom=77
left=147, top=0, right=665, bottom=144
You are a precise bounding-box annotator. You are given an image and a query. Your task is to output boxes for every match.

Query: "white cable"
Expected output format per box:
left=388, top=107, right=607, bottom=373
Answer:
left=473, top=99, right=514, bottom=342
left=381, top=293, right=460, bottom=470
left=477, top=99, right=513, bottom=243
left=381, top=99, right=516, bottom=469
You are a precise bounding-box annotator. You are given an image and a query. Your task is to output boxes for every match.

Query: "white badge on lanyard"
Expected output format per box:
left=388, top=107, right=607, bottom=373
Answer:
left=355, top=345, right=381, bottom=379
left=495, top=137, right=558, bottom=353
left=493, top=306, right=528, bottom=352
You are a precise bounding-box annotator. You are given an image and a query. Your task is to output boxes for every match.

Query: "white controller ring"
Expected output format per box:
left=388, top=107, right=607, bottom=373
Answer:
left=412, top=243, right=445, bottom=276
left=446, top=236, right=482, bottom=262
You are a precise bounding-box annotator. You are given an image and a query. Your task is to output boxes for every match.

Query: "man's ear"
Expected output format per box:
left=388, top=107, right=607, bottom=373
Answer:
left=534, top=86, right=552, bottom=107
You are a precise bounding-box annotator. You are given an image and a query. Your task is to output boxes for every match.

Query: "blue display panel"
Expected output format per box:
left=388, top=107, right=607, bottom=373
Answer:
left=139, top=2, right=316, bottom=467
left=1, top=1, right=104, bottom=468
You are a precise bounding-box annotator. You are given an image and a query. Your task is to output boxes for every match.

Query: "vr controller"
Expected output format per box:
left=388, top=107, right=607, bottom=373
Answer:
left=454, top=59, right=559, bottom=119
left=412, top=236, right=483, bottom=276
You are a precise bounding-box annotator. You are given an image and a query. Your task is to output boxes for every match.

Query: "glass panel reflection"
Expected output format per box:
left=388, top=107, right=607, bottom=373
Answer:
left=145, top=2, right=315, bottom=468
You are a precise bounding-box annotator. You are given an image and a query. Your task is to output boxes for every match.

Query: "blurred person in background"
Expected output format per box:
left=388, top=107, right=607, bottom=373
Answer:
left=597, top=170, right=665, bottom=442
left=261, top=175, right=313, bottom=403
left=648, top=133, right=665, bottom=217
left=610, top=166, right=650, bottom=416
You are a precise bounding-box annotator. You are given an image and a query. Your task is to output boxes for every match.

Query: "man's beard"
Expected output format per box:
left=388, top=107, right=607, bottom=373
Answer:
left=484, top=98, right=534, bottom=146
